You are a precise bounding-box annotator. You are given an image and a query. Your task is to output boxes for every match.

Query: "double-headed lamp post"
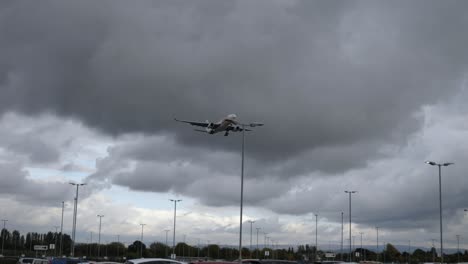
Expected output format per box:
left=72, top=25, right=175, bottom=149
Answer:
left=97, top=215, right=104, bottom=258
left=69, top=182, right=86, bottom=257
left=425, top=161, right=454, bottom=264
left=238, top=122, right=263, bottom=263
left=345, top=190, right=357, bottom=262
left=170, top=199, right=182, bottom=257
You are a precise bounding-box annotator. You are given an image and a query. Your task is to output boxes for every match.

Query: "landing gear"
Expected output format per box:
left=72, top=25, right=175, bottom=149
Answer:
left=224, top=131, right=229, bottom=136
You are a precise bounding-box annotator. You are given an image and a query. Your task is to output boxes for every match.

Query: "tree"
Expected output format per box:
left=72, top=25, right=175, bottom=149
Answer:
left=385, top=243, right=401, bottom=262
left=149, top=242, right=169, bottom=258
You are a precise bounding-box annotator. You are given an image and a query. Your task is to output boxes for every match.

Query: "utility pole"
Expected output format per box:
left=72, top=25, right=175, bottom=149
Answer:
left=432, top=239, right=436, bottom=263
left=456, top=235, right=460, bottom=264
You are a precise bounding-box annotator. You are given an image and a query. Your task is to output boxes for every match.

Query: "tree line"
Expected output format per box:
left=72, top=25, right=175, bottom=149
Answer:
left=2, top=228, right=468, bottom=262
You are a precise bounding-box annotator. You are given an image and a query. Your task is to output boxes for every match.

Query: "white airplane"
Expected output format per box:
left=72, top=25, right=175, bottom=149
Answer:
left=175, top=114, right=260, bottom=136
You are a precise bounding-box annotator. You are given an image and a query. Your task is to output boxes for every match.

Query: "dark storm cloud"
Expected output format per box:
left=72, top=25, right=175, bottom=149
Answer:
left=1, top=0, right=468, bottom=171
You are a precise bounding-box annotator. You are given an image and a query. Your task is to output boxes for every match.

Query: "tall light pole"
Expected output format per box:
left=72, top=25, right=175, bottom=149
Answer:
left=376, top=227, right=380, bottom=261
left=164, top=229, right=170, bottom=257
left=97, top=215, right=104, bottom=258
left=248, top=220, right=255, bottom=257
left=341, top=212, right=344, bottom=261
left=456, top=235, right=460, bottom=264
left=238, top=122, right=263, bottom=263
left=256, top=227, right=261, bottom=258
left=140, top=223, right=146, bottom=258
left=60, top=201, right=64, bottom=257
left=1, top=219, right=7, bottom=256
left=69, top=182, right=86, bottom=257
left=425, top=161, right=454, bottom=264
left=345, top=190, right=357, bottom=262
left=170, top=199, right=182, bottom=257
left=315, top=214, right=318, bottom=261
left=359, top=232, right=364, bottom=261
left=408, top=240, right=411, bottom=264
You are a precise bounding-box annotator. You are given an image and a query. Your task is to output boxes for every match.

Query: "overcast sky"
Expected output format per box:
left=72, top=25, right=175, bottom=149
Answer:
left=1, top=0, right=468, bottom=252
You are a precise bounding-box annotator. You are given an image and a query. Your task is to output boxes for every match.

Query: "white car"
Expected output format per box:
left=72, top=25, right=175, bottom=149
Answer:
left=17, top=258, right=46, bottom=264
left=126, top=258, right=185, bottom=264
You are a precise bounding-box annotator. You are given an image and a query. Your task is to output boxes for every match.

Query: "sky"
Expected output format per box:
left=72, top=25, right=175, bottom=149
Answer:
left=1, top=0, right=468, bottom=253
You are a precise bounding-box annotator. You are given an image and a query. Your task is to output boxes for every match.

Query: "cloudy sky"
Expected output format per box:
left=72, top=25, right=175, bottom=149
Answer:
left=1, top=0, right=468, bottom=252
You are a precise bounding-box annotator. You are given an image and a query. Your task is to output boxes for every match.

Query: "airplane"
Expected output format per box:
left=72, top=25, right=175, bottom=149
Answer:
left=174, top=114, right=261, bottom=136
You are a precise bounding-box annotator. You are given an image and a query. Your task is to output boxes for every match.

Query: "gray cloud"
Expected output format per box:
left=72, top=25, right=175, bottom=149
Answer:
left=1, top=0, right=468, bottom=248
left=1, top=0, right=467, bottom=171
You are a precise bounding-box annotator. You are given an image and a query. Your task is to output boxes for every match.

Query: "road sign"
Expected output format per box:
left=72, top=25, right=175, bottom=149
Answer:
left=171, top=254, right=176, bottom=259
left=265, top=251, right=270, bottom=256
left=325, top=253, right=336, bottom=258
left=34, top=245, right=48, bottom=251
left=49, top=244, right=55, bottom=249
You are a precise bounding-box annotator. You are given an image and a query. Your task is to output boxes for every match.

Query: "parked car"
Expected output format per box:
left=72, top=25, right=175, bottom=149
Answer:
left=17, top=258, right=39, bottom=264
left=32, top=259, right=49, bottom=264
left=125, top=258, right=185, bottom=264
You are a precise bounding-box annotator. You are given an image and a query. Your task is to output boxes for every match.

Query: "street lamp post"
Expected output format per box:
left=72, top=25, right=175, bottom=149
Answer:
left=69, top=182, right=86, bottom=257
left=345, top=190, right=357, bottom=262
left=315, top=214, right=318, bottom=261
left=341, top=212, right=344, bottom=261
left=170, top=199, right=182, bottom=258
left=60, top=201, right=64, bottom=257
left=238, top=122, right=263, bottom=263
left=359, top=232, right=364, bottom=261
left=425, top=161, right=454, bottom=264
left=1, top=219, right=7, bottom=256
left=248, top=220, right=255, bottom=257
left=256, top=227, right=261, bottom=259
left=140, top=223, right=146, bottom=258
left=97, top=215, right=104, bottom=258
left=376, top=227, right=380, bottom=261
left=456, top=235, right=460, bottom=264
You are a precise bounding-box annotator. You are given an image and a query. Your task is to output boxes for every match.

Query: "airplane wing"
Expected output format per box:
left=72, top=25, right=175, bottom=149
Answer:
left=174, top=118, right=216, bottom=128
left=174, top=118, right=209, bottom=127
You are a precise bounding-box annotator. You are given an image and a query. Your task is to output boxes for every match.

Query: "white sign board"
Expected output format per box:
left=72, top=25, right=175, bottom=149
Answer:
left=49, top=244, right=55, bottom=250
left=171, top=253, right=176, bottom=259
left=34, top=245, right=48, bottom=251
left=355, top=252, right=360, bottom=257
left=265, top=251, right=270, bottom=256
left=325, top=253, right=336, bottom=258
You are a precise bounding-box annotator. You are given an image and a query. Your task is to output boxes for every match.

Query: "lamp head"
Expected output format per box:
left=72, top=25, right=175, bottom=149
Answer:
left=425, top=161, right=437, bottom=166
left=443, top=162, right=454, bottom=166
